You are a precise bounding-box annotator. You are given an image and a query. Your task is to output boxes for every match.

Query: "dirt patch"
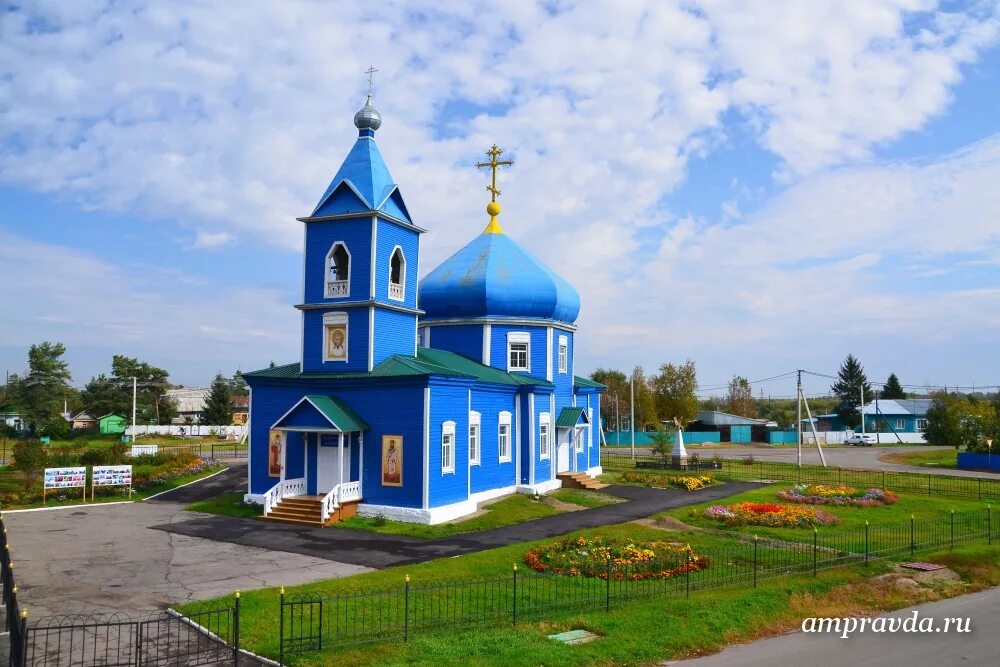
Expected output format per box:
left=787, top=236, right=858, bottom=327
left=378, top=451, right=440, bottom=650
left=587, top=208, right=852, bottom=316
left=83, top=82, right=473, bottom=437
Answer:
left=632, top=516, right=693, bottom=531
left=541, top=497, right=587, bottom=512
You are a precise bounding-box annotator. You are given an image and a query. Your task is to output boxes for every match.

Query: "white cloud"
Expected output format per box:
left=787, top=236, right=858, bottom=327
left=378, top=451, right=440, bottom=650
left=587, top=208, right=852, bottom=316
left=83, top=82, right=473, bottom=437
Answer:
left=192, top=230, right=235, bottom=249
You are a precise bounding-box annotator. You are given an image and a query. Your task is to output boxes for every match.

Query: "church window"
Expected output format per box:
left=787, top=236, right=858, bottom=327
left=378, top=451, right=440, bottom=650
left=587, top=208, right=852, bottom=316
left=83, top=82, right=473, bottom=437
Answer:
left=498, top=411, right=512, bottom=462
left=325, top=242, right=350, bottom=298
left=389, top=246, right=405, bottom=301
left=558, top=335, right=568, bottom=374
left=507, top=332, right=530, bottom=372
left=322, top=312, right=349, bottom=362
left=469, top=411, right=481, bottom=465
left=442, top=421, right=456, bottom=474
left=539, top=412, right=550, bottom=459
left=575, top=426, right=585, bottom=453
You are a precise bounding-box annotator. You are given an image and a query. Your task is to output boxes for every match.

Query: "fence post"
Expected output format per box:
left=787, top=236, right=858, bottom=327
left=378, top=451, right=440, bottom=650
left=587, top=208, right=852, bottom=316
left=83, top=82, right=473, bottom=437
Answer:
left=753, top=536, right=758, bottom=588
left=19, top=609, right=28, bottom=667
left=212, top=443, right=216, bottom=461
left=278, top=586, right=285, bottom=667
left=979, top=478, right=982, bottom=500
left=812, top=528, right=818, bottom=576
left=512, top=565, right=518, bottom=626
left=404, top=575, right=410, bottom=642
left=838, top=467, right=842, bottom=485
left=989, top=506, right=993, bottom=545
left=137, top=617, right=144, bottom=667
left=685, top=555, right=691, bottom=598
left=233, top=591, right=241, bottom=667
left=864, top=521, right=869, bottom=565
left=910, top=515, right=915, bottom=555
left=605, top=554, right=611, bottom=611
left=882, top=470, right=886, bottom=490
left=927, top=475, right=931, bottom=495
left=950, top=510, right=955, bottom=550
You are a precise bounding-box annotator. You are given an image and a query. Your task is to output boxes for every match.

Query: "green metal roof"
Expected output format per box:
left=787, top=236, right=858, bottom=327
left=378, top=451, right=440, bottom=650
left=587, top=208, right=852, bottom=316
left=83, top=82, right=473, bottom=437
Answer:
left=304, top=395, right=369, bottom=431
left=573, top=376, right=605, bottom=390
left=555, top=407, right=590, bottom=428
left=244, top=349, right=553, bottom=388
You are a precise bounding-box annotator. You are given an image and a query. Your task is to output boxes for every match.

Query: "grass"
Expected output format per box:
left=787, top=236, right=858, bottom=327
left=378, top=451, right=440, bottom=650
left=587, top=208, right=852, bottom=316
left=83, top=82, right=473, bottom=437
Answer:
left=879, top=448, right=957, bottom=469
left=186, top=490, right=261, bottom=518
left=658, top=482, right=992, bottom=543
left=334, top=494, right=566, bottom=540
left=548, top=488, right=622, bottom=508
left=181, top=531, right=1000, bottom=666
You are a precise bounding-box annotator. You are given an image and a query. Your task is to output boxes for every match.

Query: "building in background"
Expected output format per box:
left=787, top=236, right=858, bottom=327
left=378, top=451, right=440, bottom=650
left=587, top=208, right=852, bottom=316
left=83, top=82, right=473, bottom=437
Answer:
left=231, top=395, right=249, bottom=425
left=70, top=410, right=98, bottom=431
left=98, top=413, right=128, bottom=435
left=166, top=387, right=209, bottom=424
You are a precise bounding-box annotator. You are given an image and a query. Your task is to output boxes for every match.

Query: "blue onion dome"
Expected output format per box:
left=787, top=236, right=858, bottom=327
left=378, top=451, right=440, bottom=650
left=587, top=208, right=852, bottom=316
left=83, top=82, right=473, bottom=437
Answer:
left=354, top=94, right=382, bottom=131
left=419, top=230, right=581, bottom=324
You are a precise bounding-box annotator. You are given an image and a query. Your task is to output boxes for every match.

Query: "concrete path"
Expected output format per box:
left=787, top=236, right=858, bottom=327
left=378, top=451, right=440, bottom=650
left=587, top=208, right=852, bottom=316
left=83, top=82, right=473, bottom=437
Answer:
left=668, top=586, right=1000, bottom=666
left=153, top=481, right=762, bottom=569
left=3, top=467, right=372, bottom=619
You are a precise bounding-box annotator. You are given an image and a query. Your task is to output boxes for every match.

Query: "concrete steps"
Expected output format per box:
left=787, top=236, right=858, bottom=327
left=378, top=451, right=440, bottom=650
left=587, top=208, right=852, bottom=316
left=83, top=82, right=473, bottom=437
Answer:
left=258, top=495, right=360, bottom=527
left=557, top=472, right=609, bottom=491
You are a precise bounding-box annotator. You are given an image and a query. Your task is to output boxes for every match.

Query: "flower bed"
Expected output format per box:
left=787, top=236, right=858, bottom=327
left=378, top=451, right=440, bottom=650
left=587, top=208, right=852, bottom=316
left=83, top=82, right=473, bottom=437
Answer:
left=704, top=502, right=841, bottom=528
left=618, top=471, right=715, bottom=491
left=523, top=535, right=709, bottom=580
left=776, top=483, right=898, bottom=507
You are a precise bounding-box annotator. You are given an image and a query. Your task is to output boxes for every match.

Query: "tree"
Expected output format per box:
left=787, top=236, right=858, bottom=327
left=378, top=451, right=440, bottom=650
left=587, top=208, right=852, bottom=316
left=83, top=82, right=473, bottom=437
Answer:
left=80, top=373, right=130, bottom=418
left=13, top=439, right=47, bottom=489
left=590, top=368, right=628, bottom=431
left=881, top=373, right=906, bottom=400
left=924, top=392, right=998, bottom=451
left=228, top=370, right=249, bottom=397
left=110, top=355, right=176, bottom=424
left=201, top=374, right=233, bottom=425
left=18, top=342, right=73, bottom=431
left=649, top=425, right=675, bottom=462
left=651, top=360, right=699, bottom=427
left=725, top=375, right=756, bottom=417
left=830, top=354, right=872, bottom=429
left=629, top=366, right=660, bottom=431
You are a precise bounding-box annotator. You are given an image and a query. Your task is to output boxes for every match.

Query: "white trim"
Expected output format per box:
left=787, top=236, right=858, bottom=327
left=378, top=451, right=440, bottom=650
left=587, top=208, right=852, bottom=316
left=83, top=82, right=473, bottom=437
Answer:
left=550, top=393, right=556, bottom=482
left=525, top=478, right=562, bottom=495
left=586, top=465, right=604, bottom=477
left=588, top=404, right=594, bottom=469
left=324, top=241, right=351, bottom=299
left=369, top=215, right=377, bottom=299
left=0, top=500, right=132, bottom=513
left=144, top=466, right=229, bottom=501
left=423, top=386, right=430, bottom=509
left=467, top=391, right=473, bottom=498
left=515, top=394, right=521, bottom=485
left=414, top=319, right=419, bottom=356
left=539, top=411, right=551, bottom=460
left=368, top=306, right=374, bottom=371
left=359, top=484, right=521, bottom=524
left=506, top=331, right=530, bottom=372
left=468, top=410, right=481, bottom=466
left=441, top=420, right=456, bottom=474
left=546, top=327, right=554, bottom=381
left=498, top=410, right=512, bottom=463
left=322, top=311, right=349, bottom=363
left=558, top=334, right=568, bottom=374
left=270, top=395, right=343, bottom=431
left=388, top=245, right=406, bottom=301
left=304, top=432, right=310, bottom=491
left=247, top=386, right=253, bottom=492
left=482, top=324, right=491, bottom=365
left=300, top=224, right=306, bottom=373
left=421, top=317, right=577, bottom=332
left=528, top=394, right=536, bottom=486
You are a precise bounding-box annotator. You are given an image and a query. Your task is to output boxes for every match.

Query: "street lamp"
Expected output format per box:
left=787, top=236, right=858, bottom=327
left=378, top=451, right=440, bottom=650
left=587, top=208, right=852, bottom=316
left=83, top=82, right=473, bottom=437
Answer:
left=988, top=438, right=993, bottom=470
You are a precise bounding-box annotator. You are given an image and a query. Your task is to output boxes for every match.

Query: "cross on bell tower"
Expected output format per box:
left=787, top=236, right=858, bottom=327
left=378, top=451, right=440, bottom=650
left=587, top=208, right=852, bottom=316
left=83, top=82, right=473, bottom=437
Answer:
left=475, top=144, right=513, bottom=234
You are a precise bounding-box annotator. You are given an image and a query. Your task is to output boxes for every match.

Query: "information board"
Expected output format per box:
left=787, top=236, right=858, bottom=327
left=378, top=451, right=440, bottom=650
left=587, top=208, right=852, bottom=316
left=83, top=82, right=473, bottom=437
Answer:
left=92, top=464, right=133, bottom=500
left=43, top=466, right=87, bottom=503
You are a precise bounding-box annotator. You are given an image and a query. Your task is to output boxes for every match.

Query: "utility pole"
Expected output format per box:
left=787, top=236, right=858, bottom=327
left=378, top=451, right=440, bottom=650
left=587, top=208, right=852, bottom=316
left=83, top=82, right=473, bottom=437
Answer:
left=131, top=376, right=138, bottom=442
left=874, top=389, right=880, bottom=445
left=629, top=376, right=635, bottom=460
left=860, top=384, right=865, bottom=435
left=796, top=370, right=802, bottom=468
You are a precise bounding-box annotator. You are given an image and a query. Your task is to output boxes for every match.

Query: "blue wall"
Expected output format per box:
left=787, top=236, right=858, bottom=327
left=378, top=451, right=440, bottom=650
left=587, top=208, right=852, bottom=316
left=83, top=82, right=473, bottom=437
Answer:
left=303, top=217, right=373, bottom=304
left=553, top=330, right=574, bottom=408
left=428, top=381, right=472, bottom=508
left=301, top=307, right=371, bottom=373
left=470, top=386, right=518, bottom=494
left=374, top=308, right=416, bottom=365
left=957, top=452, right=998, bottom=472
left=489, top=324, right=547, bottom=379
left=423, top=324, right=484, bottom=361
left=532, top=391, right=554, bottom=484
left=730, top=425, right=752, bottom=444
left=374, top=218, right=420, bottom=311
left=603, top=431, right=722, bottom=445
left=767, top=431, right=798, bottom=444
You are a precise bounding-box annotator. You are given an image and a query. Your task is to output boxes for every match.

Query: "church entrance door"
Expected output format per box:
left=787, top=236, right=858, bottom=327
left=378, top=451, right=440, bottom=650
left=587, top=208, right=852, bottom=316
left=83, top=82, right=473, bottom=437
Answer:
left=557, top=432, right=571, bottom=473
left=317, top=435, right=353, bottom=493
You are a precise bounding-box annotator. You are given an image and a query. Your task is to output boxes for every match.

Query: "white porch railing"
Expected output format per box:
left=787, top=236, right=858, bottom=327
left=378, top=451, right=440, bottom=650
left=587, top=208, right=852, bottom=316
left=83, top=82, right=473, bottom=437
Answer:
left=319, top=481, right=363, bottom=523
left=340, top=480, right=362, bottom=502
left=388, top=282, right=404, bottom=300
left=320, top=485, right=338, bottom=524
left=262, top=477, right=306, bottom=516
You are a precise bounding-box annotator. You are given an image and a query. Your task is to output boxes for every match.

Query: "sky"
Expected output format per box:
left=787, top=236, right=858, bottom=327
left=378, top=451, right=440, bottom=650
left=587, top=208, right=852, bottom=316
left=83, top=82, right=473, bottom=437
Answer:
left=1, top=0, right=1000, bottom=398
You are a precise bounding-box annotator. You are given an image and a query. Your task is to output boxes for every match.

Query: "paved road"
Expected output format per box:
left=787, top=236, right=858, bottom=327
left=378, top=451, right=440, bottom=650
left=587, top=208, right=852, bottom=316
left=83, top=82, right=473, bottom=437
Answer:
left=154, top=482, right=762, bottom=568
left=607, top=445, right=1000, bottom=479
left=3, top=467, right=371, bottom=618
left=669, top=586, right=1000, bottom=666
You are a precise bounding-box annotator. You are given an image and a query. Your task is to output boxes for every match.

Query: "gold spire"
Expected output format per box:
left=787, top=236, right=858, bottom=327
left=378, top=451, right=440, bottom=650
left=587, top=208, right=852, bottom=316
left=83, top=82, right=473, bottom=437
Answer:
left=475, top=144, right=513, bottom=234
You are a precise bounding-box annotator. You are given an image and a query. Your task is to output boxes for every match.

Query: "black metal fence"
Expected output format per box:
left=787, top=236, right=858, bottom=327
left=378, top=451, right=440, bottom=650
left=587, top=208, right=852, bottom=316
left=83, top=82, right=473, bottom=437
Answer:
left=155, top=442, right=248, bottom=462
left=278, top=507, right=996, bottom=660
left=600, top=449, right=1000, bottom=500
left=2, top=514, right=28, bottom=666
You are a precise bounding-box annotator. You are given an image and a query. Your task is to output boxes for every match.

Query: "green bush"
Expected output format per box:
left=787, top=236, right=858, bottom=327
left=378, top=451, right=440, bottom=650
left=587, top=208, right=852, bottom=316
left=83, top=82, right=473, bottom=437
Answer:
left=79, top=449, right=107, bottom=466
left=13, top=440, right=46, bottom=490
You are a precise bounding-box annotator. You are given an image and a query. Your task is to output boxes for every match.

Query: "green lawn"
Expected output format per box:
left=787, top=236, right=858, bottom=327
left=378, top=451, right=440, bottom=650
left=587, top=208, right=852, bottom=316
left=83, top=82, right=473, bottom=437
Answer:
left=659, top=482, right=992, bottom=543
left=879, top=449, right=957, bottom=469
left=548, top=488, right=623, bottom=508
left=334, top=494, right=566, bottom=539
left=180, top=534, right=1000, bottom=666
left=186, top=490, right=261, bottom=518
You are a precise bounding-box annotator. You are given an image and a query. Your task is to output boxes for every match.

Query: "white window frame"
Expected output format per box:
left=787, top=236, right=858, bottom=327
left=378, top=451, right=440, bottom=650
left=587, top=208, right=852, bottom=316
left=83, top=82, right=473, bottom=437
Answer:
left=539, top=412, right=550, bottom=459
left=895, top=418, right=905, bottom=430
left=558, top=335, right=568, bottom=374
left=916, top=418, right=928, bottom=431
left=469, top=411, right=481, bottom=466
left=388, top=245, right=406, bottom=301
left=507, top=332, right=530, bottom=372
left=325, top=242, right=351, bottom=298
left=441, top=420, right=456, bottom=474
left=498, top=411, right=512, bottom=462
left=322, top=312, right=349, bottom=363
left=575, top=425, right=584, bottom=453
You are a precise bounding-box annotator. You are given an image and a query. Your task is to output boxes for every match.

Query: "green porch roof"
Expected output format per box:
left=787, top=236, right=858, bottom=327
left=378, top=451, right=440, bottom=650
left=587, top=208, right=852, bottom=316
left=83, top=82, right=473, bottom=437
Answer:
left=573, top=376, right=605, bottom=390
left=304, top=395, right=369, bottom=432
left=555, top=407, right=590, bottom=428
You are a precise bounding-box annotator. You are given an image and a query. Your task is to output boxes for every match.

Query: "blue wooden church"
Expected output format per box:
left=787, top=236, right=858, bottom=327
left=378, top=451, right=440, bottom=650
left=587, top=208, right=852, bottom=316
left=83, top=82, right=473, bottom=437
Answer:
left=244, top=92, right=604, bottom=525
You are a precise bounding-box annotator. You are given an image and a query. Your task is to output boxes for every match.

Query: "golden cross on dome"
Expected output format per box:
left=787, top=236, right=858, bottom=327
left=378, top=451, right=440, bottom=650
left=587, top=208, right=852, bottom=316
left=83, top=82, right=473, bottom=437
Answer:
left=476, top=144, right=513, bottom=203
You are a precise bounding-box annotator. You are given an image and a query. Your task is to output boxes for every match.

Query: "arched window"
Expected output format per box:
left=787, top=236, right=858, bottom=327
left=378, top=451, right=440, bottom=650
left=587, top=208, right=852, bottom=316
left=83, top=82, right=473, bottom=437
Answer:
left=325, top=242, right=350, bottom=298
left=388, top=246, right=405, bottom=300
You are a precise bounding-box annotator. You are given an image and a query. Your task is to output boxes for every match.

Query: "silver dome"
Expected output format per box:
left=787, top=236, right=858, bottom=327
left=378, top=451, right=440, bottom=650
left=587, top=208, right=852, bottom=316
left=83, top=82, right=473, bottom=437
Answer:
left=353, top=95, right=382, bottom=131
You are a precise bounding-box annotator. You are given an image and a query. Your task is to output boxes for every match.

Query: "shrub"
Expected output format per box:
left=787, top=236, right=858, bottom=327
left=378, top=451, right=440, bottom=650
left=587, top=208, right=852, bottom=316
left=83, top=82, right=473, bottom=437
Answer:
left=777, top=483, right=898, bottom=506
left=79, top=449, right=108, bottom=466
left=13, top=440, right=46, bottom=489
left=619, top=471, right=714, bottom=490
left=741, top=454, right=755, bottom=465
left=373, top=514, right=388, bottom=527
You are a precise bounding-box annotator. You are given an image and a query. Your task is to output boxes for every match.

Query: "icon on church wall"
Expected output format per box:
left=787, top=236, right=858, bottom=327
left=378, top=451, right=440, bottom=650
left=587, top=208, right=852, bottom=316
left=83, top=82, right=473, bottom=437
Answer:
left=381, top=435, right=402, bottom=486
left=268, top=429, right=283, bottom=477
left=326, top=324, right=347, bottom=361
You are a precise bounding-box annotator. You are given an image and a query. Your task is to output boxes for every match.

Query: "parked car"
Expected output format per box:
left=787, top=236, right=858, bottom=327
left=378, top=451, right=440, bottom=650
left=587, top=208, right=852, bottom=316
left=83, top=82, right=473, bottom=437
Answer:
left=844, top=434, right=876, bottom=446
